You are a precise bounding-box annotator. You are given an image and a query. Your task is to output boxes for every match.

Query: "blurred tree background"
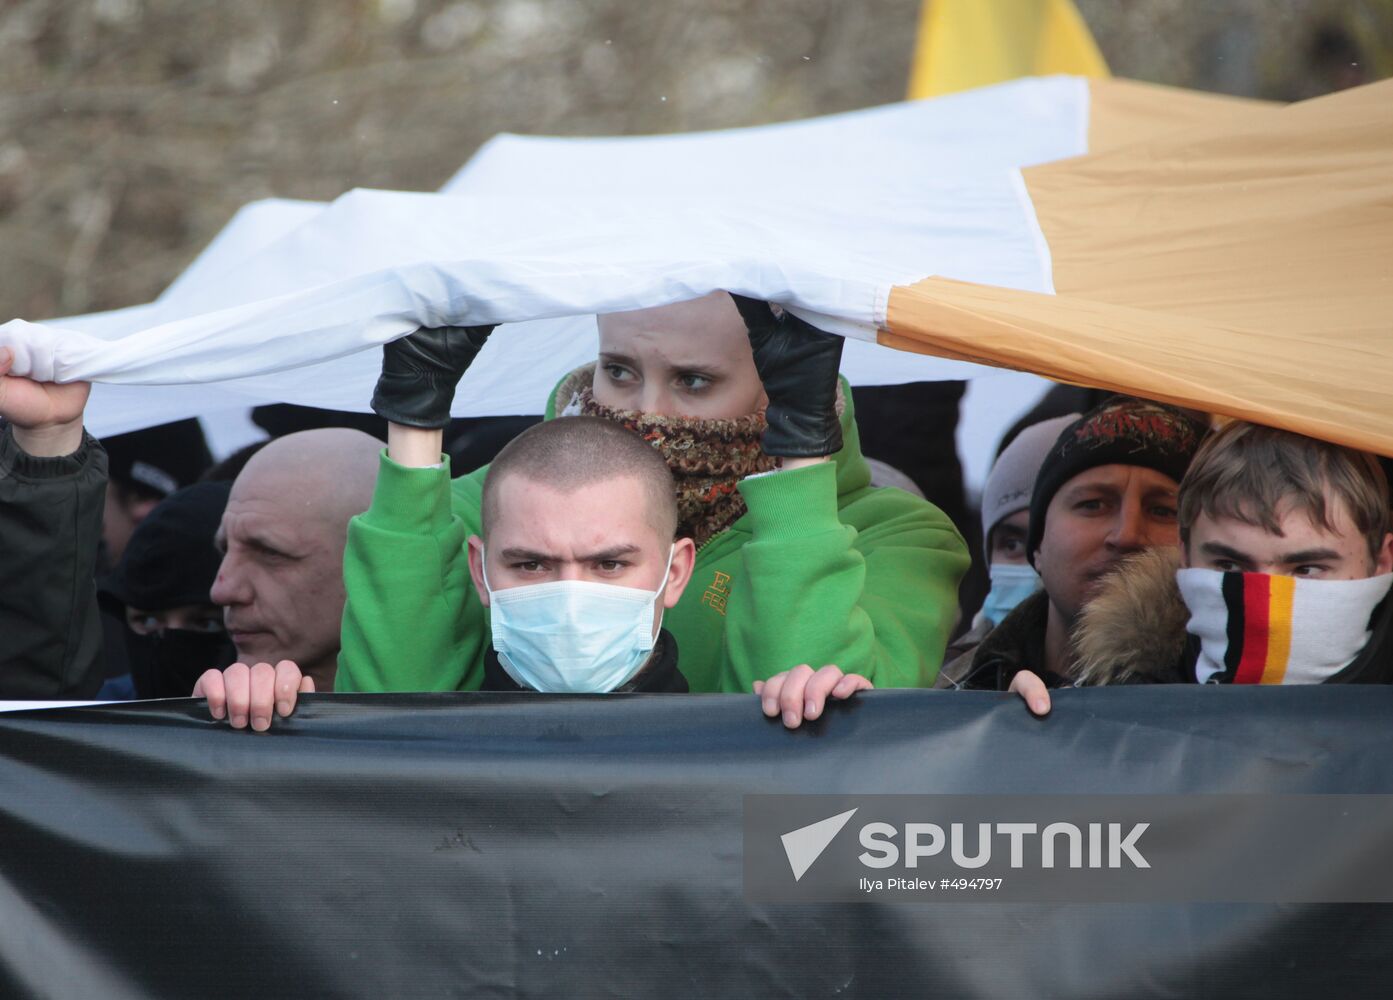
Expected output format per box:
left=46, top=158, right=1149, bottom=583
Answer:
left=0, top=0, right=1387, bottom=321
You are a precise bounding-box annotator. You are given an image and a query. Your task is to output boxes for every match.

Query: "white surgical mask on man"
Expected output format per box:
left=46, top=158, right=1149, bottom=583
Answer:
left=1176, top=568, right=1393, bottom=685
left=483, top=547, right=675, bottom=693
left=979, top=563, right=1042, bottom=627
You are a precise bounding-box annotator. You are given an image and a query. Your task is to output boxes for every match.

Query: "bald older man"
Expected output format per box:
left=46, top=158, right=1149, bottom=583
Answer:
left=0, top=343, right=379, bottom=707
left=206, top=428, right=381, bottom=698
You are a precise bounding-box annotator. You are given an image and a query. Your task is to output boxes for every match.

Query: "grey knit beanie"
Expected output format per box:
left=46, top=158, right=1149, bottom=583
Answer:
left=980, top=413, right=1080, bottom=555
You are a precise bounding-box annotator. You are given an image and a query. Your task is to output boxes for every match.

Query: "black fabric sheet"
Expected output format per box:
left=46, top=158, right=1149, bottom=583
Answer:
left=1, top=687, right=1392, bottom=998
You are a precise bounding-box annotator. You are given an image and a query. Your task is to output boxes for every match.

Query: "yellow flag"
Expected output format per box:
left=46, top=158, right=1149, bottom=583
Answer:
left=907, top=0, right=1109, bottom=99
left=884, top=80, right=1393, bottom=457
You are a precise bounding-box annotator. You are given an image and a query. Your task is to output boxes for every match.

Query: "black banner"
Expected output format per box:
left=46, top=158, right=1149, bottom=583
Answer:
left=2, top=687, right=1392, bottom=997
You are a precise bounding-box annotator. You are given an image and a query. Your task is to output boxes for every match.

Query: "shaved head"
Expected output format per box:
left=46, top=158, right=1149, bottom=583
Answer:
left=235, top=428, right=382, bottom=531
left=482, top=417, right=678, bottom=542
left=211, top=428, right=382, bottom=689
left=469, top=417, right=696, bottom=624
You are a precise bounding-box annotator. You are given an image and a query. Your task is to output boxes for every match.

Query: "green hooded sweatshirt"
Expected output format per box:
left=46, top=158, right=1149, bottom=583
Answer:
left=338, top=372, right=968, bottom=694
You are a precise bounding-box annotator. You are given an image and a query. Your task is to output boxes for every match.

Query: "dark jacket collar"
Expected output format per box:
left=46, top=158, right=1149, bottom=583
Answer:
left=1326, top=595, right=1393, bottom=684
left=958, top=590, right=1067, bottom=690
left=482, top=629, right=688, bottom=693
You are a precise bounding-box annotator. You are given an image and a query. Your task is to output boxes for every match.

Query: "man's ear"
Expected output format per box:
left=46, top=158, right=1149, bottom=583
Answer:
left=1375, top=532, right=1393, bottom=576
left=661, top=537, right=698, bottom=609
left=466, top=535, right=490, bottom=607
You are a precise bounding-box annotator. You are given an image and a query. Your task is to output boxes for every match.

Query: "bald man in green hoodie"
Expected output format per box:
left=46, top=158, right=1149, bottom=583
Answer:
left=335, top=292, right=969, bottom=695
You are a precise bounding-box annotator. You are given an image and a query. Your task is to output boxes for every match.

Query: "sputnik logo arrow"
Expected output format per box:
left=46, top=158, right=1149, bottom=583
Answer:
left=781, top=808, right=858, bottom=881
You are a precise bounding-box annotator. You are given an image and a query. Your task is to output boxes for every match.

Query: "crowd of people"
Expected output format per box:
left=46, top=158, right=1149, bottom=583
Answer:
left=2, top=291, right=1389, bottom=732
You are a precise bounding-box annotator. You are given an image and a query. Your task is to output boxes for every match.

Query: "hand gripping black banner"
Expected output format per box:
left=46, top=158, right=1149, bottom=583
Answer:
left=1, top=688, right=1393, bottom=998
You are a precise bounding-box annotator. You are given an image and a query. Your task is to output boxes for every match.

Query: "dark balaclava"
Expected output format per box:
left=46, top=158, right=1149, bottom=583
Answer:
left=100, top=481, right=235, bottom=698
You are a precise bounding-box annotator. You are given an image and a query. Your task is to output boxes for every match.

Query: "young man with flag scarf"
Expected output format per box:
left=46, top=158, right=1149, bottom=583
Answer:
left=1062, top=422, right=1393, bottom=692
left=334, top=291, right=969, bottom=695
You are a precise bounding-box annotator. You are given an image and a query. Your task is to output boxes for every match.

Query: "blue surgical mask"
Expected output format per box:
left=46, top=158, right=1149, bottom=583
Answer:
left=980, top=562, right=1041, bottom=627
left=484, top=547, right=674, bottom=693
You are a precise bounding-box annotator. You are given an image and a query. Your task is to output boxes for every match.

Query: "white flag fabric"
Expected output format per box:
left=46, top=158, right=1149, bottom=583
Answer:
left=442, top=75, right=1090, bottom=195
left=3, top=77, right=1089, bottom=438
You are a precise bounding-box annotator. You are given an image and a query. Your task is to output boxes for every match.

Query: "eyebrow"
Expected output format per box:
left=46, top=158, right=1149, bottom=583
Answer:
left=1200, top=541, right=1256, bottom=565
left=1200, top=541, right=1343, bottom=566
left=1061, top=483, right=1121, bottom=501
left=245, top=537, right=300, bottom=559
left=1277, top=548, right=1342, bottom=564
left=215, top=515, right=300, bottom=559
left=598, top=350, right=723, bottom=374
left=579, top=544, right=641, bottom=562
left=499, top=545, right=641, bottom=563
left=221, top=529, right=300, bottom=560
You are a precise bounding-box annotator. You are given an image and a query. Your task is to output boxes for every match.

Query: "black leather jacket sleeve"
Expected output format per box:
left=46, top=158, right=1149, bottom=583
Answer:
left=0, top=424, right=108, bottom=698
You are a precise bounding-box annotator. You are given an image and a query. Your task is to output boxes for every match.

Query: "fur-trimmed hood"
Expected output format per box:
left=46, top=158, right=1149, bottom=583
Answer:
left=1072, top=547, right=1192, bottom=686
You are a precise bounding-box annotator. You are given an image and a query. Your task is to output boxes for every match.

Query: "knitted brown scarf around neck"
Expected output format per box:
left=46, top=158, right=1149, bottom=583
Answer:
left=575, top=383, right=778, bottom=548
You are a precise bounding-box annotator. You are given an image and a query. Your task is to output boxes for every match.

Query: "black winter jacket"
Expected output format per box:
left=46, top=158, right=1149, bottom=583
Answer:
left=0, top=425, right=107, bottom=698
left=941, top=590, right=1075, bottom=691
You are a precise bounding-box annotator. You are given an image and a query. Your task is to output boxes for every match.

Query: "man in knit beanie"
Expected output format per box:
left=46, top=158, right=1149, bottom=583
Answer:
left=934, top=412, right=1079, bottom=687
left=767, top=398, right=1208, bottom=728
left=945, top=396, right=1208, bottom=697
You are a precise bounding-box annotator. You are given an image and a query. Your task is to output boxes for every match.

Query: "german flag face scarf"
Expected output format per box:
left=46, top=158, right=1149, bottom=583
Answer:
left=1176, top=569, right=1393, bottom=685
